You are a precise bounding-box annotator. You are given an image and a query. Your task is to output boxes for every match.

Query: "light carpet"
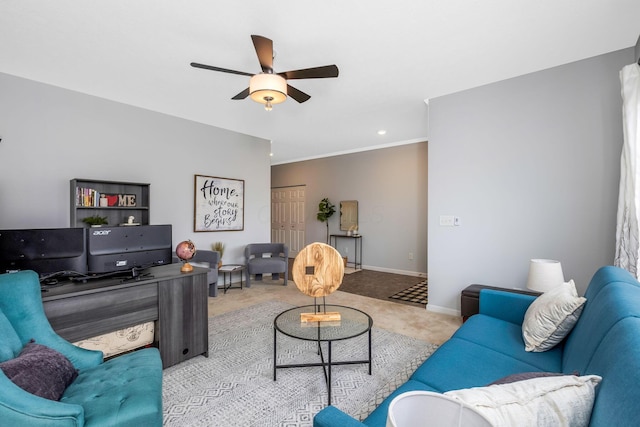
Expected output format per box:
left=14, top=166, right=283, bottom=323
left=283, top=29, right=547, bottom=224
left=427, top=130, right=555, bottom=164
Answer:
left=162, top=300, right=438, bottom=426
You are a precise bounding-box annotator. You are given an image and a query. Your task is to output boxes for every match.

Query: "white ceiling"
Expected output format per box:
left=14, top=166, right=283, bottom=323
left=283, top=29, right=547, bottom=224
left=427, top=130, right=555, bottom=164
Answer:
left=1, top=1, right=639, bottom=164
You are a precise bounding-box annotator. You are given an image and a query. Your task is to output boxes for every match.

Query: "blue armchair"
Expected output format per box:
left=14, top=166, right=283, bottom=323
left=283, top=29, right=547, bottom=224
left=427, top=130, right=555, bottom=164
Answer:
left=244, top=243, right=289, bottom=287
left=0, top=270, right=162, bottom=426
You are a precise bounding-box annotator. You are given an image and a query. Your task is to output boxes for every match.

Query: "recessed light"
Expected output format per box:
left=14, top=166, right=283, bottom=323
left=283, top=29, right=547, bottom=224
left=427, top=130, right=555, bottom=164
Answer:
left=377, top=130, right=387, bottom=135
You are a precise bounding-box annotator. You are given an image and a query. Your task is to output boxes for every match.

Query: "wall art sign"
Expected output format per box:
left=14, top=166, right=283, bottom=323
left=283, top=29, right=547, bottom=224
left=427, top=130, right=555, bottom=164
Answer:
left=194, top=174, right=244, bottom=232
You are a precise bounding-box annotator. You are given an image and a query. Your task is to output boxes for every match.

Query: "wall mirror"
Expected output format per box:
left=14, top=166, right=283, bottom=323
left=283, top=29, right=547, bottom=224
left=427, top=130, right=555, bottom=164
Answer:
left=340, top=200, right=358, bottom=232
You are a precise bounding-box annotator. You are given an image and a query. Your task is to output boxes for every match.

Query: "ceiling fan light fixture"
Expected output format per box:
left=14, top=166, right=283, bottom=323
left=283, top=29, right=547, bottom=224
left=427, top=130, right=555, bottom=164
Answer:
left=264, top=97, right=273, bottom=111
left=250, top=74, right=287, bottom=109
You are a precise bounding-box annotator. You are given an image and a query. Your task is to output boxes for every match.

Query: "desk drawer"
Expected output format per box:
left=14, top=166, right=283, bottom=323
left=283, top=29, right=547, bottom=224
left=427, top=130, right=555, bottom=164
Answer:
left=44, top=282, right=158, bottom=342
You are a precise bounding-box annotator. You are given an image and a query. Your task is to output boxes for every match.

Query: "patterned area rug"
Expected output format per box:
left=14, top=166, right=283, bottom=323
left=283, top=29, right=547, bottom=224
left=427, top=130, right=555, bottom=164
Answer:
left=388, top=280, right=428, bottom=305
left=162, top=300, right=438, bottom=426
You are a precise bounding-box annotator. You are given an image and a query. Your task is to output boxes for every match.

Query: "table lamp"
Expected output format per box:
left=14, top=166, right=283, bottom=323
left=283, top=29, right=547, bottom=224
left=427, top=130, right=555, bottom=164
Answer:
left=526, top=259, right=565, bottom=292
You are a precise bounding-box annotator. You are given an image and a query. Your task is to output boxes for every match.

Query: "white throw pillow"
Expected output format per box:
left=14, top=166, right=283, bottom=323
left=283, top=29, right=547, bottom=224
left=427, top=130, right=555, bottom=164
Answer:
left=522, top=280, right=586, bottom=352
left=444, top=374, right=602, bottom=427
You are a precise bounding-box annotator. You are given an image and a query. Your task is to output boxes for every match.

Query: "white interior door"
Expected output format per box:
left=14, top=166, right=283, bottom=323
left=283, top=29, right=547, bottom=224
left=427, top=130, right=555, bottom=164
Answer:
left=271, top=189, right=287, bottom=244
left=271, top=185, right=306, bottom=257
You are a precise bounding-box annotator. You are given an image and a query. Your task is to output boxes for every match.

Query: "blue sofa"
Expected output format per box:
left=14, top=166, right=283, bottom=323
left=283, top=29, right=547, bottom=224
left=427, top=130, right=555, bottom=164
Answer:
left=314, top=266, right=640, bottom=426
left=0, top=270, right=163, bottom=426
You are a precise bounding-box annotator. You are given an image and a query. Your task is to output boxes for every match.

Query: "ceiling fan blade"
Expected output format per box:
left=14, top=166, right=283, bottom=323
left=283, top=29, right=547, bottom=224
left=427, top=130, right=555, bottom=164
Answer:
left=287, top=85, right=311, bottom=103
left=251, top=35, right=273, bottom=73
left=279, top=65, right=339, bottom=80
left=190, top=62, right=254, bottom=77
left=231, top=88, right=250, bottom=100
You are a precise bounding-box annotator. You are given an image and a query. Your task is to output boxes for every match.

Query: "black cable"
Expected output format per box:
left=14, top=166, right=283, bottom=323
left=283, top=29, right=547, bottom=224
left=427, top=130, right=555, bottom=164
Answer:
left=39, top=270, right=87, bottom=283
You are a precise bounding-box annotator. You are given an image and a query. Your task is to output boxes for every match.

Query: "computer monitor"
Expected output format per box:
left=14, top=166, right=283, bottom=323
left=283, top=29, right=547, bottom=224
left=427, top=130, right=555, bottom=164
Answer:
left=86, top=224, right=172, bottom=274
left=0, top=227, right=87, bottom=278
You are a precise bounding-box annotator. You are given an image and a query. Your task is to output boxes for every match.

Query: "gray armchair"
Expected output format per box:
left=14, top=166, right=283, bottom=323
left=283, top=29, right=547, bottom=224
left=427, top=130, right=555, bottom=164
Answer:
left=244, top=243, right=289, bottom=287
left=173, top=249, right=220, bottom=297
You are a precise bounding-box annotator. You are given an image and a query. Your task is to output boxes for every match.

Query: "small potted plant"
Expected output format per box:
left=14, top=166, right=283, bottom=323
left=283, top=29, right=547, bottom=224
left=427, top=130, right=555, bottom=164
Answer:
left=212, top=241, right=225, bottom=268
left=317, top=198, right=336, bottom=243
left=82, top=215, right=108, bottom=227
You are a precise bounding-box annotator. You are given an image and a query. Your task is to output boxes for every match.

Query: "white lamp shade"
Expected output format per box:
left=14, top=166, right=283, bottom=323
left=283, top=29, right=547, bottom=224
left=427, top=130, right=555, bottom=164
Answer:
left=249, top=73, right=287, bottom=104
left=526, top=259, right=565, bottom=292
left=386, top=391, right=492, bottom=427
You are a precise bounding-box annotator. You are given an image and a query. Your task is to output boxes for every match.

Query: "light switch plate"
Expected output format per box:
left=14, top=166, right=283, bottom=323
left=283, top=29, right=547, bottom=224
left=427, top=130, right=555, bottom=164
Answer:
left=439, top=215, right=455, bottom=226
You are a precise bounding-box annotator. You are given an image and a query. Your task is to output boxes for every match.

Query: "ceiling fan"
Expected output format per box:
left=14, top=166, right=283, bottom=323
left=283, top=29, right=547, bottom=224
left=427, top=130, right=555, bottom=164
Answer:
left=191, top=35, right=339, bottom=111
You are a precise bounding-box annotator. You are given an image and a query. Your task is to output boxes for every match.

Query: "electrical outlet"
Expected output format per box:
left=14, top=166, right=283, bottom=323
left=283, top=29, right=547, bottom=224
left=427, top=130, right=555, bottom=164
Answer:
left=439, top=215, right=455, bottom=226
left=409, top=252, right=414, bottom=260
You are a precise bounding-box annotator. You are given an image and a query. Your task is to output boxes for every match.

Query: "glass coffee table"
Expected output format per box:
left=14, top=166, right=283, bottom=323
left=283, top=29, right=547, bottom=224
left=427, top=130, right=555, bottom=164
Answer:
left=273, top=304, right=373, bottom=405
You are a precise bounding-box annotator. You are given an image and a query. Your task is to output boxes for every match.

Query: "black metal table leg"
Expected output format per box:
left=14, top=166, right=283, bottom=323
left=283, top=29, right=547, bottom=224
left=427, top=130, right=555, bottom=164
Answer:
left=368, top=328, right=372, bottom=375
left=328, top=341, right=332, bottom=405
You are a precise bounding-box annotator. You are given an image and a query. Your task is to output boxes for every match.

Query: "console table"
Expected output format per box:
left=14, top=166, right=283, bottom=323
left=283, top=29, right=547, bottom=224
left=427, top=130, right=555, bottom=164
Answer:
left=329, top=234, right=362, bottom=270
left=41, top=264, right=208, bottom=368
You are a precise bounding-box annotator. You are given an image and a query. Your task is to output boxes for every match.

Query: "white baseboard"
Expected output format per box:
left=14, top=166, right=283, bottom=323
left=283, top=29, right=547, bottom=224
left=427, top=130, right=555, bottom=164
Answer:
left=426, top=303, right=460, bottom=317
left=363, top=265, right=427, bottom=278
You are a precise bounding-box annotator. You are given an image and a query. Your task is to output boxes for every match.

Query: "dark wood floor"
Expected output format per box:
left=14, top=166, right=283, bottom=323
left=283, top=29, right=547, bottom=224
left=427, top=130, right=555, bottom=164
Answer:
left=287, top=258, right=426, bottom=308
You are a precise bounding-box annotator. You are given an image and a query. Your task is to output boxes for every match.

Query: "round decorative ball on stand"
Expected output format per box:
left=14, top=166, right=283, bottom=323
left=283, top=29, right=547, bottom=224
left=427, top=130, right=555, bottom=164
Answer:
left=176, top=240, right=196, bottom=273
left=292, top=242, right=344, bottom=297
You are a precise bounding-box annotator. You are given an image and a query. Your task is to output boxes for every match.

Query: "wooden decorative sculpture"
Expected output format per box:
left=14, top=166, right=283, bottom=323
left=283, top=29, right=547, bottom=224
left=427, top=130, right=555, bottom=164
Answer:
left=292, top=242, right=345, bottom=322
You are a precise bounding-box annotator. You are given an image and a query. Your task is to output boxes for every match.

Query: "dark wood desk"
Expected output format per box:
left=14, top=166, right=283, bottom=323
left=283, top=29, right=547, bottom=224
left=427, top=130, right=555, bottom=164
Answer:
left=41, top=264, right=208, bottom=368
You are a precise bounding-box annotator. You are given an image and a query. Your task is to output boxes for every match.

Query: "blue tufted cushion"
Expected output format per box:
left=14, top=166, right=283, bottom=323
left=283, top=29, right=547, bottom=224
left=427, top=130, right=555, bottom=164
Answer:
left=410, top=337, right=561, bottom=392
left=454, top=314, right=563, bottom=371
left=0, top=309, right=22, bottom=363
left=61, top=347, right=162, bottom=427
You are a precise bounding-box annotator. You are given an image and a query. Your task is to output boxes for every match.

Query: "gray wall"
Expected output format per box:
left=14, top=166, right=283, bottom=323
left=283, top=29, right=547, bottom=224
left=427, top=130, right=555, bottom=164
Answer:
left=0, top=72, right=271, bottom=265
left=271, top=142, right=428, bottom=276
left=428, top=48, right=633, bottom=315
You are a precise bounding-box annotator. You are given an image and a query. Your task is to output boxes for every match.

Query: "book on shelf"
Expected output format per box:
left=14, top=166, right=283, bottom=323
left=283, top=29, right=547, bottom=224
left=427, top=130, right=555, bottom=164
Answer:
left=76, top=187, right=101, bottom=207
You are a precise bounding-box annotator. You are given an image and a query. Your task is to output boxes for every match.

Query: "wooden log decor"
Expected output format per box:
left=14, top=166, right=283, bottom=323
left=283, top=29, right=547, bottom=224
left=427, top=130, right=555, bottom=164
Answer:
left=292, top=242, right=345, bottom=298
left=300, top=312, right=341, bottom=322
